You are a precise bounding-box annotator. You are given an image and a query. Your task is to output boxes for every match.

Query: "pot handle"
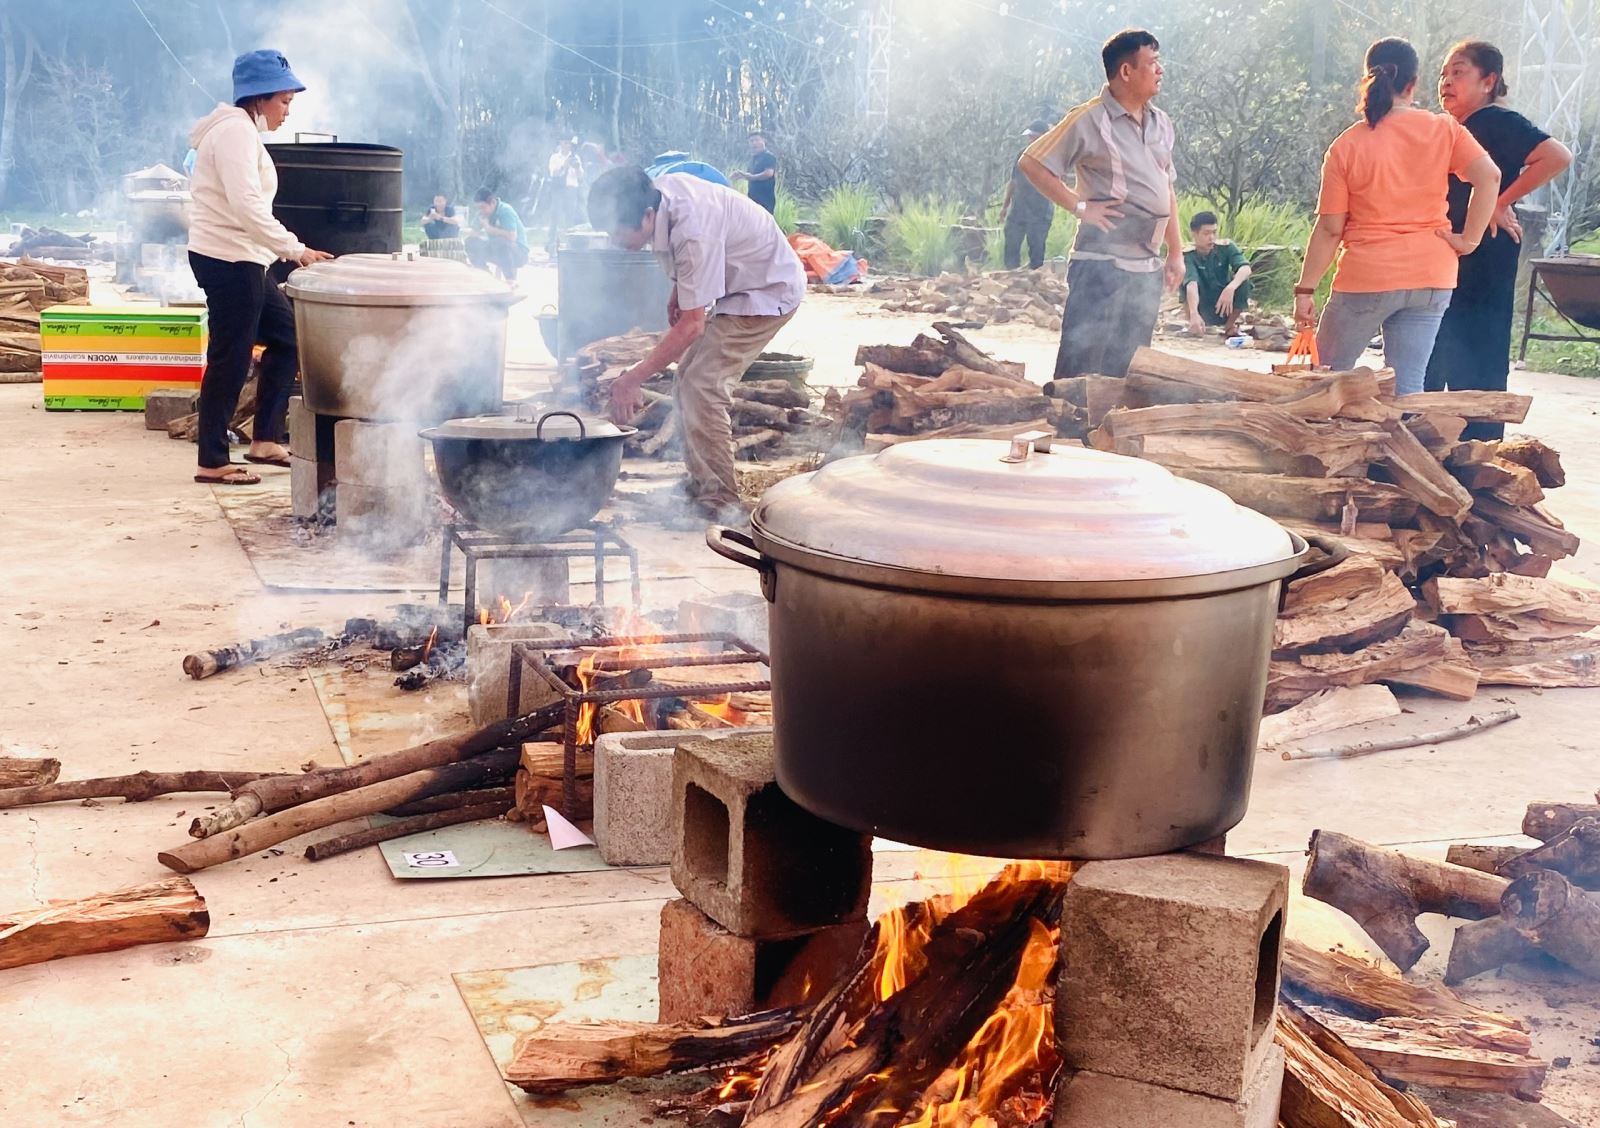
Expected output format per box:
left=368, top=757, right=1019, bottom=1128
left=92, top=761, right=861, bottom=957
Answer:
left=535, top=411, right=586, bottom=440
left=706, top=526, right=776, bottom=601
left=1279, top=533, right=1350, bottom=609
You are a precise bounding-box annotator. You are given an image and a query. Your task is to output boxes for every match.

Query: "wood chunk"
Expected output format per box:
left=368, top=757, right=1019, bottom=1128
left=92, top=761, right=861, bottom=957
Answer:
left=854, top=344, right=951, bottom=377
left=1496, top=437, right=1565, bottom=489
left=1275, top=571, right=1415, bottom=655
left=0, top=877, right=208, bottom=971
left=1277, top=1002, right=1446, bottom=1128
left=1389, top=391, right=1532, bottom=423
left=1279, top=521, right=1406, bottom=572
left=1259, top=686, right=1402, bottom=747
left=1137, top=432, right=1300, bottom=474
left=1125, top=346, right=1304, bottom=402
left=1450, top=457, right=1545, bottom=507
left=504, top=1010, right=804, bottom=1093
left=1445, top=845, right=1528, bottom=875
left=1500, top=817, right=1600, bottom=890
left=1376, top=420, right=1474, bottom=519
left=1280, top=938, right=1527, bottom=1031
left=1524, top=801, right=1600, bottom=843
left=1501, top=870, right=1600, bottom=979
left=1471, top=496, right=1580, bottom=560
left=1283, top=556, right=1386, bottom=612
left=1425, top=574, right=1600, bottom=642
left=1094, top=402, right=1384, bottom=476
left=1175, top=469, right=1418, bottom=525
left=1312, top=1011, right=1546, bottom=1098
left=1445, top=916, right=1539, bottom=984
left=1301, top=829, right=1507, bottom=971
left=1401, top=414, right=1467, bottom=457
left=0, top=756, right=61, bottom=789
left=1468, top=636, right=1600, bottom=688
left=1267, top=621, right=1451, bottom=710
left=1273, top=368, right=1394, bottom=421
left=1444, top=440, right=1501, bottom=468
left=1384, top=635, right=1481, bottom=701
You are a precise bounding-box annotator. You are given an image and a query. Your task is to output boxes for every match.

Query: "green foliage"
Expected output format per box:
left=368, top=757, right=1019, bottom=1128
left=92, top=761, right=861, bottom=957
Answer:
left=887, top=197, right=962, bottom=277
left=1524, top=316, right=1600, bottom=378
left=1177, top=193, right=1314, bottom=311
left=1571, top=227, right=1600, bottom=255
left=817, top=185, right=876, bottom=253
left=772, top=190, right=800, bottom=237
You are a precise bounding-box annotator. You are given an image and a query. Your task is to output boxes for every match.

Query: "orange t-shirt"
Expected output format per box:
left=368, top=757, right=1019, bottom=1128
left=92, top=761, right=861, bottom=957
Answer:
left=1317, top=108, right=1488, bottom=293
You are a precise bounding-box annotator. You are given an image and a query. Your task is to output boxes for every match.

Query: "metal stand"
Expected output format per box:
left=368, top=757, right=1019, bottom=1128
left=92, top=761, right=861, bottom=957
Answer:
left=1518, top=262, right=1600, bottom=361
left=437, top=521, right=642, bottom=633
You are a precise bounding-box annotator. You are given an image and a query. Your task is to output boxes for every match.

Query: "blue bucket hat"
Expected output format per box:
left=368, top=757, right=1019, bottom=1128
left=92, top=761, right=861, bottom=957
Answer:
left=232, top=50, right=306, bottom=103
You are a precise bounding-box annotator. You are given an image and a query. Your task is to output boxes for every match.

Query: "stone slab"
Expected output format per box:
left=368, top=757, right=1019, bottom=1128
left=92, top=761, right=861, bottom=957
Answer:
left=142, top=388, right=198, bottom=430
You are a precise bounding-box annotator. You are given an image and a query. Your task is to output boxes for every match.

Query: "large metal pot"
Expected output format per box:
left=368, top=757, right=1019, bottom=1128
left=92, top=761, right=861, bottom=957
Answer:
left=420, top=408, right=635, bottom=538
left=283, top=254, right=520, bottom=421
left=707, top=435, right=1336, bottom=860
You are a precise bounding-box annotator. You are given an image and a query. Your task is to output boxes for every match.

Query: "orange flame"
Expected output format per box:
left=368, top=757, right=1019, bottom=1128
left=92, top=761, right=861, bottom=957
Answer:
left=572, top=612, right=660, bottom=746
left=476, top=591, right=534, bottom=626
left=420, top=625, right=438, bottom=663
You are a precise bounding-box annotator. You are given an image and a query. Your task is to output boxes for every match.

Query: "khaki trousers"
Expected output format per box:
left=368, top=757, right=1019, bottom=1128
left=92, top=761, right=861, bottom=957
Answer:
left=675, top=308, right=796, bottom=508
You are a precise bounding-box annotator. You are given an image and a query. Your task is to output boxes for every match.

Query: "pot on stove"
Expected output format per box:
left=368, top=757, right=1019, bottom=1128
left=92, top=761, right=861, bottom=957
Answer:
left=707, top=433, right=1341, bottom=860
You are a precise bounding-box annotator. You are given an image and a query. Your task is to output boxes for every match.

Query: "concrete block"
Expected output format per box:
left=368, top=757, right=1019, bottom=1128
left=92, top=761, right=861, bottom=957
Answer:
left=677, top=591, right=769, bottom=653
left=287, top=395, right=316, bottom=456
left=465, top=622, right=567, bottom=726
left=334, top=417, right=428, bottom=490
left=1057, top=853, right=1288, bottom=1102
left=143, top=388, right=197, bottom=431
left=1054, top=1045, right=1284, bottom=1128
left=290, top=454, right=335, bottom=521
left=657, top=897, right=867, bottom=1024
left=672, top=731, right=871, bottom=938
left=594, top=727, right=771, bottom=867
left=336, top=482, right=431, bottom=552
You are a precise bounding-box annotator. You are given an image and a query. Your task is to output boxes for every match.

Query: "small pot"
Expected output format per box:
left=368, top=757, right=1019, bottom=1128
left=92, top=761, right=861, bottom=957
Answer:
left=284, top=253, right=521, bottom=421
left=421, top=408, right=635, bottom=538
left=707, top=434, right=1342, bottom=860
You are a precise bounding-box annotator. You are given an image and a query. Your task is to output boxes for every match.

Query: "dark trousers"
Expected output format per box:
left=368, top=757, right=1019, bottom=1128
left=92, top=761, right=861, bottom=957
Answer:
left=189, top=252, right=298, bottom=469
left=1055, top=257, right=1164, bottom=377
left=1192, top=279, right=1253, bottom=326
left=1425, top=289, right=1513, bottom=441
left=1003, top=213, right=1052, bottom=270
left=466, top=234, right=529, bottom=278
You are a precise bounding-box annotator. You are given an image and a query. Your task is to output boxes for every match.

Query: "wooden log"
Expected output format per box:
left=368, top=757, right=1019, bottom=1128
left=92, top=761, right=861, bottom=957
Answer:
left=1301, top=830, right=1508, bottom=970
left=303, top=798, right=513, bottom=861
left=1501, top=870, right=1600, bottom=978
left=1468, top=637, right=1600, bottom=688
left=182, top=626, right=327, bottom=679
left=1259, top=685, right=1402, bottom=748
left=1136, top=432, right=1300, bottom=474
left=854, top=343, right=952, bottom=377
left=1496, top=436, right=1565, bottom=489
left=1501, top=817, right=1600, bottom=890
left=1383, top=636, right=1482, bottom=701
left=503, top=1009, right=805, bottom=1094
left=1445, top=916, right=1540, bottom=984
left=1174, top=468, right=1419, bottom=525
left=1402, top=413, right=1467, bottom=456
left=1424, top=574, right=1600, bottom=642
left=0, top=756, right=61, bottom=789
left=1273, top=367, right=1393, bottom=421
left=1274, top=570, right=1415, bottom=655
left=1376, top=420, right=1474, bottom=519
left=931, top=321, right=1026, bottom=380
left=1471, top=495, right=1580, bottom=560
left=188, top=704, right=563, bottom=837
left=731, top=399, right=796, bottom=430
left=1279, top=520, right=1405, bottom=572
left=1312, top=1011, right=1546, bottom=1098
left=1451, top=457, right=1545, bottom=507
left=0, top=769, right=281, bottom=811
left=1388, top=391, right=1532, bottom=423
left=1524, top=801, right=1600, bottom=843
left=383, top=785, right=517, bottom=817
left=1267, top=621, right=1452, bottom=711
left=1277, top=1002, right=1445, bottom=1128
left=1125, top=346, right=1303, bottom=402
left=1445, top=844, right=1528, bottom=875
left=1095, top=402, right=1385, bottom=477
left=159, top=749, right=521, bottom=873
left=1281, top=709, right=1517, bottom=762
left=1280, top=938, right=1527, bottom=1030
left=734, top=381, right=811, bottom=409
left=0, top=877, right=208, bottom=972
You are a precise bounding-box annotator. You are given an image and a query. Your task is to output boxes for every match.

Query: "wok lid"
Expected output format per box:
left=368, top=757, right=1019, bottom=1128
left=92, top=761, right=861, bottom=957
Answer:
left=421, top=407, right=628, bottom=442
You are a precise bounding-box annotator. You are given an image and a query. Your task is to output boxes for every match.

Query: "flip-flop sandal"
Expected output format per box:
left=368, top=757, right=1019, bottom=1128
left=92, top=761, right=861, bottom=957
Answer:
left=194, top=468, right=261, bottom=486
left=243, top=453, right=292, bottom=467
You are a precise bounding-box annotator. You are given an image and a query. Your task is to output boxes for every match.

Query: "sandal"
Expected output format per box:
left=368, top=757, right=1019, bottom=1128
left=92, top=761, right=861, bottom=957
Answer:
left=243, top=453, right=292, bottom=468
left=194, top=468, right=261, bottom=486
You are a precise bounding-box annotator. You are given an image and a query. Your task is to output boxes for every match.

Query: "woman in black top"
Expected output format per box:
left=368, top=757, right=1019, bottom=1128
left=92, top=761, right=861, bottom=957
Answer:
left=1425, top=40, right=1572, bottom=439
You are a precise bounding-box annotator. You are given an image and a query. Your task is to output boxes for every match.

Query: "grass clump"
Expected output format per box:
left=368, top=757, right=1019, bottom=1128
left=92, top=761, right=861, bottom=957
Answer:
left=888, top=197, right=962, bottom=276
left=817, top=184, right=876, bottom=253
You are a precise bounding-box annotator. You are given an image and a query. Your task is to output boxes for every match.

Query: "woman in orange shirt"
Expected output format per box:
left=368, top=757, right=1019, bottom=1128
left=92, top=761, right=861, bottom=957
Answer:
left=1293, top=38, right=1500, bottom=394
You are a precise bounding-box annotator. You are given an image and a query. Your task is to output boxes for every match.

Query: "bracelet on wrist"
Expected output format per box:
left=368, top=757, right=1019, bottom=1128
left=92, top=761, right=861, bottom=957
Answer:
left=1293, top=286, right=1316, bottom=297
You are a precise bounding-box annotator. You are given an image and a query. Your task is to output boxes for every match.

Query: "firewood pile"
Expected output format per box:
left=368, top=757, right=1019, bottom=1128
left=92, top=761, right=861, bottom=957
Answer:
left=867, top=269, right=1067, bottom=331
left=0, top=257, right=90, bottom=377
left=6, top=226, right=102, bottom=261
left=570, top=331, right=835, bottom=462
left=1068, top=347, right=1594, bottom=713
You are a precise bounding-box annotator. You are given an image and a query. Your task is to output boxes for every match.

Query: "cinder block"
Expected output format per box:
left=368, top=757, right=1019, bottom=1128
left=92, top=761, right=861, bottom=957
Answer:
left=290, top=454, right=335, bottom=521
left=657, top=897, right=867, bottom=1024
left=1057, top=853, right=1288, bottom=1102
left=465, top=622, right=567, bottom=726
left=287, top=395, right=316, bottom=456
left=1054, top=1045, right=1284, bottom=1128
left=677, top=592, right=769, bottom=653
left=336, top=481, right=431, bottom=551
left=334, top=417, right=428, bottom=490
left=143, top=388, right=197, bottom=431
left=672, top=731, right=871, bottom=938
left=594, top=727, right=772, bottom=867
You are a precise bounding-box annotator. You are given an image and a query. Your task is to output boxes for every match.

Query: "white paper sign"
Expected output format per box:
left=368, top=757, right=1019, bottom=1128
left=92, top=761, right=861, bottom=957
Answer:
left=404, top=850, right=460, bottom=868
left=542, top=806, right=596, bottom=850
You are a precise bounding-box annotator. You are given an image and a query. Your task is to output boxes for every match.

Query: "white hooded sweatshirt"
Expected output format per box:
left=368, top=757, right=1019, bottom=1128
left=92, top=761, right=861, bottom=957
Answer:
left=187, top=104, right=305, bottom=266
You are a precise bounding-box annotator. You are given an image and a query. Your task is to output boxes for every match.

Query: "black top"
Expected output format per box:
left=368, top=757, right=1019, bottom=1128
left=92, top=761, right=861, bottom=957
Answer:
left=747, top=151, right=778, bottom=210
left=1009, top=146, right=1052, bottom=223
left=1448, top=105, right=1548, bottom=302
left=423, top=202, right=458, bottom=240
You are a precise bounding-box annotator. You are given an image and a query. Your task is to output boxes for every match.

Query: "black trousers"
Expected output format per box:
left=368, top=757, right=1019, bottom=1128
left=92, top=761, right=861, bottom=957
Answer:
left=1055, top=257, right=1164, bottom=378
left=1425, top=288, right=1513, bottom=441
left=1003, top=213, right=1052, bottom=270
left=189, top=252, right=298, bottom=469
left=466, top=234, right=529, bottom=278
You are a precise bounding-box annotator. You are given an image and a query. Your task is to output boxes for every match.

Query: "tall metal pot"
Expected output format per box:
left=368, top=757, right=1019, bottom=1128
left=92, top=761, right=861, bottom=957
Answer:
left=706, top=435, right=1340, bottom=860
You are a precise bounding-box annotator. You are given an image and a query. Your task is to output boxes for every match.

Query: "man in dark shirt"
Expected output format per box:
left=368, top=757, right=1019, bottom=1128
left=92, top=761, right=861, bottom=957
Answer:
left=732, top=132, right=779, bottom=214
left=422, top=194, right=460, bottom=240
left=1000, top=120, right=1055, bottom=269
left=1181, top=210, right=1252, bottom=335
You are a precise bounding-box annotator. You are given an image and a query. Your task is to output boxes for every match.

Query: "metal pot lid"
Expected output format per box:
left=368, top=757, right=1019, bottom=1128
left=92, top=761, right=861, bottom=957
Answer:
left=752, top=438, right=1295, bottom=582
left=283, top=254, right=517, bottom=306
left=421, top=407, right=627, bottom=442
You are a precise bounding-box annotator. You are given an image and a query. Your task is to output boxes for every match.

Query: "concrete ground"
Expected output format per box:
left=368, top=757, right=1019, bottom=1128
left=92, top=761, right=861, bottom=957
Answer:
left=2, top=271, right=1599, bottom=1126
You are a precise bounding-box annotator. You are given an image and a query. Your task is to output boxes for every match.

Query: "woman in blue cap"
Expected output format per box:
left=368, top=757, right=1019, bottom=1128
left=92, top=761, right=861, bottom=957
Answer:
left=187, top=50, right=331, bottom=485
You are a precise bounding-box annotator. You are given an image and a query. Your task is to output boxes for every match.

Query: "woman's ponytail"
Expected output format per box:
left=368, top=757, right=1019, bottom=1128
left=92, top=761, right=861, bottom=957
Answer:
left=1356, top=38, right=1419, bottom=128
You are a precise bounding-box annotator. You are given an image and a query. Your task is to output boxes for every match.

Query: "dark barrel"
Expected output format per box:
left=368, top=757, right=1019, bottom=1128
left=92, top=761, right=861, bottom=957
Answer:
left=555, top=246, right=673, bottom=359
left=266, top=142, right=403, bottom=256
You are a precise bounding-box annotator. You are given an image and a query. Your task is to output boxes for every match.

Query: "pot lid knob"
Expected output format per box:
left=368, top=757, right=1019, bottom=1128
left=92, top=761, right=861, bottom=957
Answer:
left=1001, top=430, right=1054, bottom=464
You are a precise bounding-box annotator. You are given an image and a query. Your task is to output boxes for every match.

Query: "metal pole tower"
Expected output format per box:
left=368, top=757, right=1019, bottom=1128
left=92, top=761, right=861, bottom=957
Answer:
left=1520, top=0, right=1595, bottom=251
left=859, top=0, right=893, bottom=136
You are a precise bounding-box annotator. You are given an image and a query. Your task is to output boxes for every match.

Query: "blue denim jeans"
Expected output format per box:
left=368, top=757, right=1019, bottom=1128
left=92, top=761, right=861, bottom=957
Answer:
left=1315, top=288, right=1452, bottom=395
